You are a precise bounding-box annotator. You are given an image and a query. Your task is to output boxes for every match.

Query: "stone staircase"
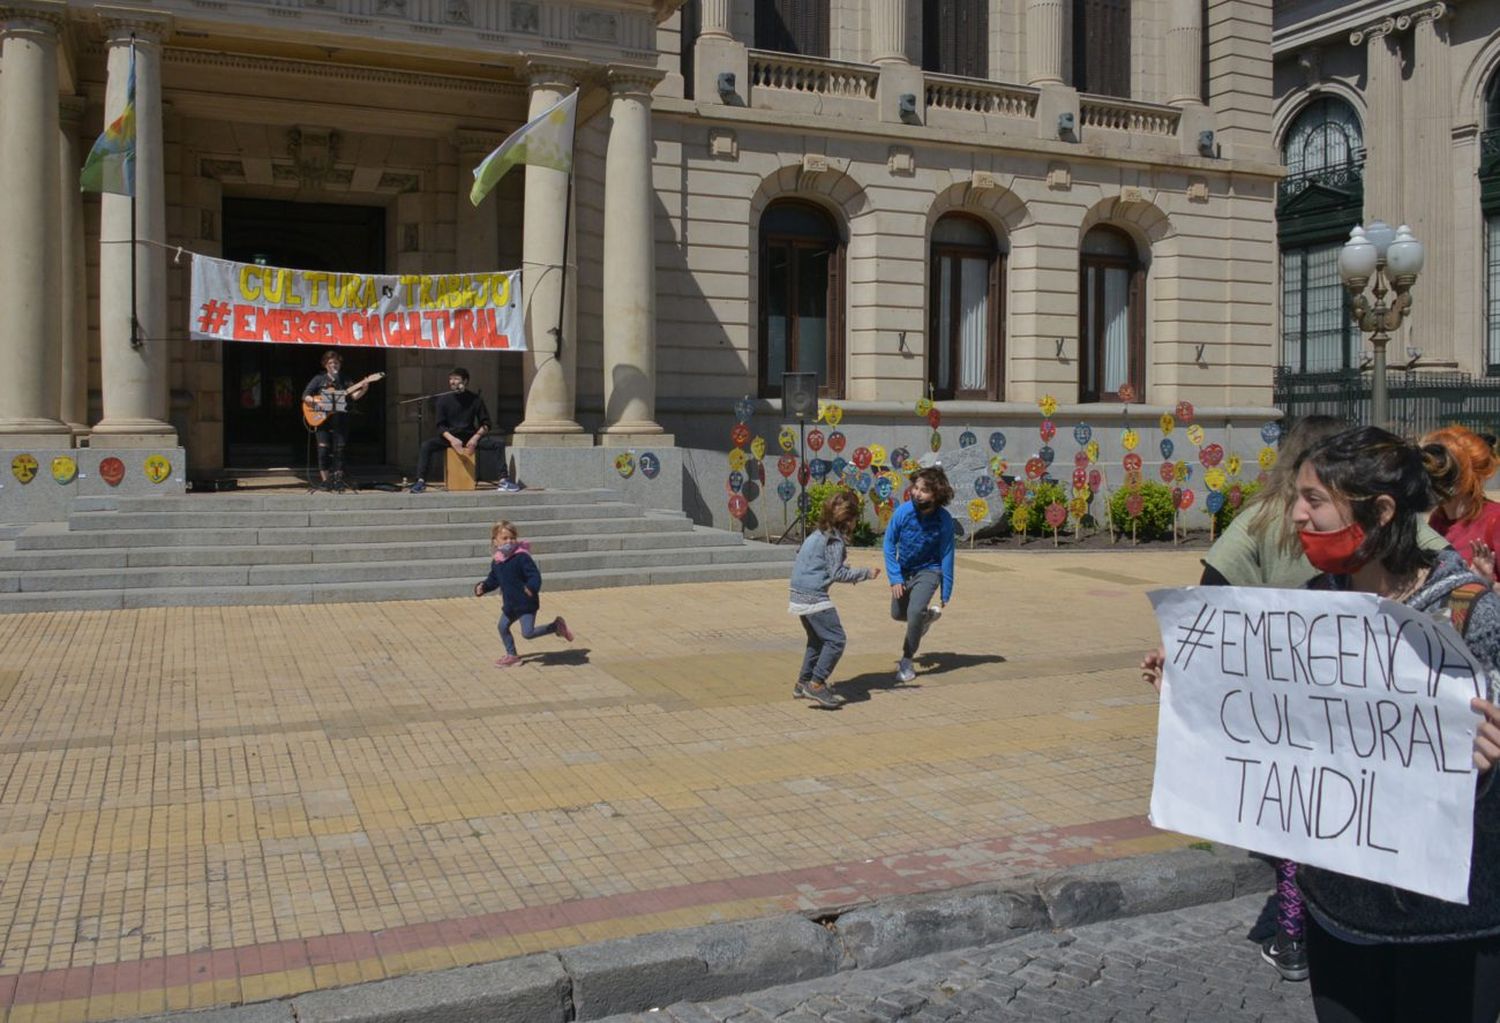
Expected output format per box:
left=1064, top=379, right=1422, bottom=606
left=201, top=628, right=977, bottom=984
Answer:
left=0, top=489, right=795, bottom=612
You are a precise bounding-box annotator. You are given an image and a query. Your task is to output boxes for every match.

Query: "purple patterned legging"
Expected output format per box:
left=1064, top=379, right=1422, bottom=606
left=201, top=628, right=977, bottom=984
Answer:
left=1277, top=858, right=1304, bottom=938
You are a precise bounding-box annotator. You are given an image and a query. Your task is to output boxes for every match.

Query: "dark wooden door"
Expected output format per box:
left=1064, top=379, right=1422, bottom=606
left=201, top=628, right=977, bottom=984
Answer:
left=220, top=199, right=387, bottom=469
left=755, top=0, right=829, bottom=56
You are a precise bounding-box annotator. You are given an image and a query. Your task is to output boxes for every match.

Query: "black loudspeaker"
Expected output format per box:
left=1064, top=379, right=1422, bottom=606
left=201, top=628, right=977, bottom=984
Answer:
left=782, top=371, right=818, bottom=421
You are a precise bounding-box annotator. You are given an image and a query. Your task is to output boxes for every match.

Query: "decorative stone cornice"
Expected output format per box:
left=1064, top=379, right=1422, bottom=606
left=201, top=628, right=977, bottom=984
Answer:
left=96, top=5, right=172, bottom=43
left=58, top=93, right=87, bottom=128
left=453, top=127, right=501, bottom=154
left=159, top=46, right=524, bottom=97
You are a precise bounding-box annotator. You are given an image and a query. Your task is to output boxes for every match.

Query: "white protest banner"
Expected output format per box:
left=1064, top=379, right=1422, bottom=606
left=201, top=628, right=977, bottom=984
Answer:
left=1148, top=585, right=1488, bottom=904
left=189, top=254, right=525, bottom=351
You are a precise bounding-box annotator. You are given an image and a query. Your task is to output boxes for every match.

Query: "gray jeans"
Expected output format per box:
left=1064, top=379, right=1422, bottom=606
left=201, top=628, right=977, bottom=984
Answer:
left=797, top=608, right=847, bottom=685
left=891, top=568, right=941, bottom=659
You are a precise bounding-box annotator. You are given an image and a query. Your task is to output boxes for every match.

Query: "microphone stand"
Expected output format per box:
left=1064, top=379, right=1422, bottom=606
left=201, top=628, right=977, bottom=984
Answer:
left=399, top=389, right=456, bottom=488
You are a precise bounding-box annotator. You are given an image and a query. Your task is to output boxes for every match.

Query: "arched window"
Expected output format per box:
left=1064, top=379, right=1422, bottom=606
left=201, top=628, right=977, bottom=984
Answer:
left=1072, top=0, right=1130, bottom=98
left=1484, top=73, right=1500, bottom=373
left=759, top=200, right=844, bottom=398
left=755, top=0, right=828, bottom=56
left=1078, top=226, right=1144, bottom=403
left=922, top=0, right=987, bottom=79
left=1283, top=96, right=1363, bottom=177
left=928, top=214, right=1005, bottom=400
left=1278, top=97, right=1364, bottom=373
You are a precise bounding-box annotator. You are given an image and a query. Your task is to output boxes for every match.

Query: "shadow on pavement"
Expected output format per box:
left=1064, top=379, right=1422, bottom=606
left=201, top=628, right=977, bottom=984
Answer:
left=526, top=648, right=591, bottom=667
left=915, top=651, right=1009, bottom=675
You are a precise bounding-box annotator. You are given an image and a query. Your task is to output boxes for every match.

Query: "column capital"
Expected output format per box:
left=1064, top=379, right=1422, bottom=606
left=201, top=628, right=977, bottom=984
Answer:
left=453, top=127, right=499, bottom=156
left=96, top=6, right=172, bottom=44
left=606, top=64, right=664, bottom=96
left=1350, top=16, right=1397, bottom=46
left=522, top=55, right=590, bottom=91
left=1396, top=1, right=1451, bottom=32
left=0, top=1, right=66, bottom=37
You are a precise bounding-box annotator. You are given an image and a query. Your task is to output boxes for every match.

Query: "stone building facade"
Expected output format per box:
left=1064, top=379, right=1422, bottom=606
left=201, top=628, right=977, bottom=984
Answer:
left=1272, top=0, right=1500, bottom=379
left=0, top=0, right=1281, bottom=528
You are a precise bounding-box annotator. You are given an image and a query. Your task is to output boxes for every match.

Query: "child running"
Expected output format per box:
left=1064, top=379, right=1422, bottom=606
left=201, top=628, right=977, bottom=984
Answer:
left=789, top=490, right=880, bottom=708
left=883, top=466, right=956, bottom=683
left=474, top=520, right=574, bottom=667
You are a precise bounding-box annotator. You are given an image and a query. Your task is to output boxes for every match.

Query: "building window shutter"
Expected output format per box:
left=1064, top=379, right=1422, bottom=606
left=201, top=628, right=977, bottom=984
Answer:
left=923, top=0, right=987, bottom=78
left=1072, top=0, right=1131, bottom=98
left=756, top=0, right=828, bottom=56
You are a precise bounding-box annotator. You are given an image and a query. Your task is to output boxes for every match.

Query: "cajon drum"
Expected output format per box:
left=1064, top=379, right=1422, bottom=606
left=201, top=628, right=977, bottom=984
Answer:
left=444, top=448, right=477, bottom=491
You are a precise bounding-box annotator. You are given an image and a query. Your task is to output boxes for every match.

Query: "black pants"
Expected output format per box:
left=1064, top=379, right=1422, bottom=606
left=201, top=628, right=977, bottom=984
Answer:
left=417, top=434, right=506, bottom=482
left=1306, top=916, right=1500, bottom=1023
left=314, top=426, right=346, bottom=475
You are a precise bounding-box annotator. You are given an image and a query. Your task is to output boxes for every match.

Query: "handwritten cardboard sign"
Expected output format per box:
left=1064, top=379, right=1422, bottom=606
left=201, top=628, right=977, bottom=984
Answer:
left=1147, top=585, right=1489, bottom=904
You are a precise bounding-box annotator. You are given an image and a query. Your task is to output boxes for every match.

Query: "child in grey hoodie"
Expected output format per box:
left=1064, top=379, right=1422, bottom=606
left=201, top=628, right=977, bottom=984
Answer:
left=789, top=490, right=880, bottom=708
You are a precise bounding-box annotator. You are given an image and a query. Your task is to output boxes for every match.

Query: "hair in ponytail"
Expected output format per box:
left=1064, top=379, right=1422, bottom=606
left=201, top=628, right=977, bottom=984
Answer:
left=1420, top=426, right=1494, bottom=521
left=1295, top=426, right=1443, bottom=576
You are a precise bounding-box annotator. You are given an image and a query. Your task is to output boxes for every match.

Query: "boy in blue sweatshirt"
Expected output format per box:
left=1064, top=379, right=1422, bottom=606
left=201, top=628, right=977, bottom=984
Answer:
left=883, top=466, right=955, bottom=683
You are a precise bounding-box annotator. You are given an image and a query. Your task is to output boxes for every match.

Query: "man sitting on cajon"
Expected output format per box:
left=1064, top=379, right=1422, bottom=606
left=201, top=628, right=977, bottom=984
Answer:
left=409, top=367, right=520, bottom=492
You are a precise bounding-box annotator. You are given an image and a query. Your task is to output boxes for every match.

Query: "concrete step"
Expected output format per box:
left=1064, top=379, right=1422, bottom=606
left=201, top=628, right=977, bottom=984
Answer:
left=0, top=529, right=745, bottom=572
left=2, top=542, right=792, bottom=593
left=0, top=557, right=796, bottom=612
left=65, top=500, right=643, bottom=532
left=17, top=515, right=692, bottom=550
left=74, top=488, right=611, bottom=514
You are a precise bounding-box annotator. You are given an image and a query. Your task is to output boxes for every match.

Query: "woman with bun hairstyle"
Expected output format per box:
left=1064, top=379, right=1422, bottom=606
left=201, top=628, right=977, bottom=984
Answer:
left=1149, top=426, right=1500, bottom=1021
left=1423, top=425, right=1500, bottom=585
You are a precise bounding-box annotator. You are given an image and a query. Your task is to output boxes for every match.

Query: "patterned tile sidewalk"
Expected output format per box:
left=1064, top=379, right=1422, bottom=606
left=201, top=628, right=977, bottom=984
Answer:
left=0, top=548, right=1201, bottom=1022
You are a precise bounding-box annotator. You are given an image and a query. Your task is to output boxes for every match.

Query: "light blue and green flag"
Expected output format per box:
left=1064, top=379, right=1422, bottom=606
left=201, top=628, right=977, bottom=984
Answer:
left=469, top=89, right=577, bottom=207
left=80, top=48, right=136, bottom=196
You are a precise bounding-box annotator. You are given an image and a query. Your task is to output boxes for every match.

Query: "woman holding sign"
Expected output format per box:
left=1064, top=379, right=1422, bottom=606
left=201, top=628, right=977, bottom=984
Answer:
left=1150, top=426, right=1500, bottom=1021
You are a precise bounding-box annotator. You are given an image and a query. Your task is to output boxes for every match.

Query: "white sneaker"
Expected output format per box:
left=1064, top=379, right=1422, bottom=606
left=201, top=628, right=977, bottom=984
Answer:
left=896, top=658, right=916, bottom=684
left=918, top=605, right=942, bottom=638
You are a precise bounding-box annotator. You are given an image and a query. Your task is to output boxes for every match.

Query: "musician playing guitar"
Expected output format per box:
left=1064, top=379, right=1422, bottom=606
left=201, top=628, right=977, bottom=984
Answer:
left=301, top=350, right=382, bottom=489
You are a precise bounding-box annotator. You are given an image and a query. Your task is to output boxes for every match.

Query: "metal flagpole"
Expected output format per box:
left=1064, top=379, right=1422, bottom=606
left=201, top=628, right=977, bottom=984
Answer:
left=550, top=169, right=573, bottom=364
left=128, top=34, right=142, bottom=351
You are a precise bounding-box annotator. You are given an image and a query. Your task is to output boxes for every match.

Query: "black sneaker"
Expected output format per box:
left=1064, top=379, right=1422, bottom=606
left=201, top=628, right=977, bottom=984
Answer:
left=1261, top=934, right=1308, bottom=982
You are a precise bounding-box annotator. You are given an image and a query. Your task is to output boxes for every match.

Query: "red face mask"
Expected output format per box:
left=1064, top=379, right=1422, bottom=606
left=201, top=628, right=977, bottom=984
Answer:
left=1298, top=522, right=1368, bottom=575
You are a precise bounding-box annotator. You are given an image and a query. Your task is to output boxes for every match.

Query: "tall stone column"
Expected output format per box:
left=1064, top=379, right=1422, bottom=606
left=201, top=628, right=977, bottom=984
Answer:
left=513, top=62, right=587, bottom=443
left=870, top=0, right=907, bottom=64
left=699, top=0, right=729, bottom=38
left=1165, top=0, right=1203, bottom=105
left=1025, top=0, right=1065, bottom=85
left=1403, top=4, right=1453, bottom=363
left=59, top=96, right=90, bottom=438
left=454, top=129, right=504, bottom=429
left=599, top=69, right=668, bottom=444
left=1354, top=18, right=1402, bottom=225
left=92, top=12, right=176, bottom=447
left=0, top=3, right=69, bottom=444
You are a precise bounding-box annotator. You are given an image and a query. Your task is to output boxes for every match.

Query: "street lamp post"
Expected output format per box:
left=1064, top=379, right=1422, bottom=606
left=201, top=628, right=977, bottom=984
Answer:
left=1336, top=221, right=1425, bottom=430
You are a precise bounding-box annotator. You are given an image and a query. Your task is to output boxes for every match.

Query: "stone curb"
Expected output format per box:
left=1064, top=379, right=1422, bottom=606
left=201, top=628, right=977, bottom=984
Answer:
left=127, top=843, right=1273, bottom=1023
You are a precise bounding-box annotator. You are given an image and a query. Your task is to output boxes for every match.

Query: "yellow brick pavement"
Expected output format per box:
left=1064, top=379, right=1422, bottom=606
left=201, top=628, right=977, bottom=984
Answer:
left=0, top=548, right=1202, bottom=1021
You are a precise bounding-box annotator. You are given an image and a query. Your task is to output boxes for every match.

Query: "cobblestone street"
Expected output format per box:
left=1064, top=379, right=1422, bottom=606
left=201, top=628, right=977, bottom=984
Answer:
left=595, top=894, right=1316, bottom=1023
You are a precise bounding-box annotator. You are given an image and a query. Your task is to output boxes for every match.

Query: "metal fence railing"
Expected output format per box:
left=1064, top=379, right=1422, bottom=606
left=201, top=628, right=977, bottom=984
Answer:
left=1273, top=367, right=1500, bottom=440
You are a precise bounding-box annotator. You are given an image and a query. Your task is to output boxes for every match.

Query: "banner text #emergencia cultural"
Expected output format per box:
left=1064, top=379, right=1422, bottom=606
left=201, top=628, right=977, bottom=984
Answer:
left=188, top=254, right=526, bottom=351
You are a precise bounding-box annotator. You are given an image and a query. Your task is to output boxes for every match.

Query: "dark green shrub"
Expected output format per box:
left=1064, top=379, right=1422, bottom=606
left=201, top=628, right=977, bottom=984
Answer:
left=1108, top=481, right=1176, bottom=540
left=801, top=481, right=880, bottom=546
left=1003, top=480, right=1068, bottom=534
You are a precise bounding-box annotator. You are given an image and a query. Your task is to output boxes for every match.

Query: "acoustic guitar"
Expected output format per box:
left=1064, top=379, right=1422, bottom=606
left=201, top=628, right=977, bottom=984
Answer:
left=302, top=372, right=385, bottom=428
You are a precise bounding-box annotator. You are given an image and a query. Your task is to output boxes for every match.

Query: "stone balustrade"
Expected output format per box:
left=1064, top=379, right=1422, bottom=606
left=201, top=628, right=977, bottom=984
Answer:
left=1078, top=94, right=1182, bottom=136
left=748, top=48, right=878, bottom=99
left=923, top=73, right=1038, bottom=119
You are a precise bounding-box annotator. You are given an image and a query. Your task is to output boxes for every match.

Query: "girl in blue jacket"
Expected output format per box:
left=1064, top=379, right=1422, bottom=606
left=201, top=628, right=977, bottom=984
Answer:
left=883, top=466, right=956, bottom=683
left=475, top=520, right=574, bottom=667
